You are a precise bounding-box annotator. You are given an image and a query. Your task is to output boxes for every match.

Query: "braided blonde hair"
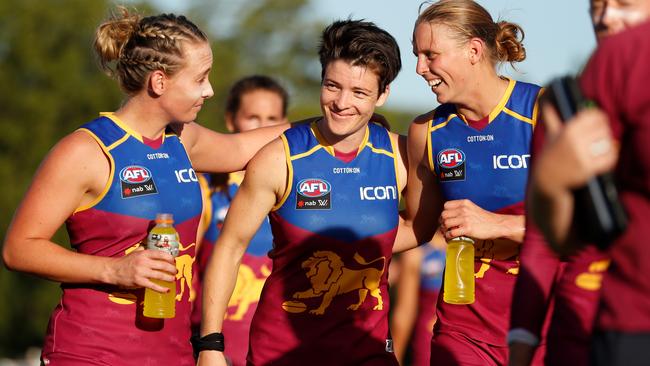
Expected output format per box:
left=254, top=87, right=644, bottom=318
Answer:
left=416, top=0, right=526, bottom=66
left=94, top=7, right=208, bottom=95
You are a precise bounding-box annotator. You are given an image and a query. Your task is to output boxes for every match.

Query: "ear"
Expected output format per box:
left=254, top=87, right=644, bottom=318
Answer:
left=225, top=112, right=236, bottom=132
left=375, top=84, right=391, bottom=107
left=148, top=70, right=168, bottom=96
left=467, top=37, right=486, bottom=65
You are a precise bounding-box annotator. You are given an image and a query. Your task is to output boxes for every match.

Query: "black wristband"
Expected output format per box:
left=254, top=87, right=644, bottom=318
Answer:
left=191, top=332, right=225, bottom=357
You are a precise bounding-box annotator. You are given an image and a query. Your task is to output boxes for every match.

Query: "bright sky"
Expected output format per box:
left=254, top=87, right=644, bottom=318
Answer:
left=307, top=0, right=597, bottom=111
left=155, top=0, right=597, bottom=111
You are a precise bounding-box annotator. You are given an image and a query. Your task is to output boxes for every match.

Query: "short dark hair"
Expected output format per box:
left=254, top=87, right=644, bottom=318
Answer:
left=225, top=75, right=289, bottom=117
left=318, top=19, right=402, bottom=94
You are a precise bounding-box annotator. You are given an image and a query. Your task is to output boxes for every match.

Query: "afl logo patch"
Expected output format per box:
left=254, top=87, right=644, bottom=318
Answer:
left=296, top=178, right=331, bottom=210
left=437, top=149, right=465, bottom=168
left=297, top=179, right=331, bottom=197
left=437, top=148, right=466, bottom=182
left=120, top=166, right=152, bottom=183
left=119, top=165, right=158, bottom=199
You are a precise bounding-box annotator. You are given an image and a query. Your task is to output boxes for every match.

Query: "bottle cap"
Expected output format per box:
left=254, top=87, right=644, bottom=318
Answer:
left=449, top=236, right=475, bottom=244
left=155, top=213, right=174, bottom=224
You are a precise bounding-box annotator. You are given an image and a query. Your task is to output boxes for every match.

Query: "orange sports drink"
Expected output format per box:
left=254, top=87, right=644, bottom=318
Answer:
left=143, top=213, right=179, bottom=318
left=443, top=236, right=475, bottom=304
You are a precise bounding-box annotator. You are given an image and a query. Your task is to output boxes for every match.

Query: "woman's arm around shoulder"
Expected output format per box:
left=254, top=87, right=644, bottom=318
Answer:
left=178, top=121, right=289, bottom=174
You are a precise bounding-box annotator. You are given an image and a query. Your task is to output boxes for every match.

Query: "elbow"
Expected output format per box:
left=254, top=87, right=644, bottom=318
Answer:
left=2, top=239, right=19, bottom=272
left=2, top=234, right=29, bottom=273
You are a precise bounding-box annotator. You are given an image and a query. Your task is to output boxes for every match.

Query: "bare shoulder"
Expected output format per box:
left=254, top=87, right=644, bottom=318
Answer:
left=43, top=130, right=109, bottom=188
left=406, top=110, right=437, bottom=169
left=413, top=109, right=436, bottom=125
left=247, top=137, right=286, bottom=172
left=408, top=111, right=434, bottom=140
left=172, top=121, right=200, bottom=148
left=409, top=109, right=436, bottom=134
left=19, top=130, right=109, bottom=218
left=241, top=137, right=287, bottom=200
left=50, top=130, right=106, bottom=167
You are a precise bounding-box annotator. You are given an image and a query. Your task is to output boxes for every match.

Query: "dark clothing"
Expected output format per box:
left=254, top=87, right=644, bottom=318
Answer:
left=591, top=331, right=650, bottom=366
left=581, top=20, right=650, bottom=334
left=579, top=20, right=650, bottom=366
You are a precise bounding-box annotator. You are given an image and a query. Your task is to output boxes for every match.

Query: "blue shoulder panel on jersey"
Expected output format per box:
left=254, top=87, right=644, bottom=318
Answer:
left=502, top=81, right=542, bottom=125
left=79, top=116, right=127, bottom=148
left=283, top=123, right=320, bottom=156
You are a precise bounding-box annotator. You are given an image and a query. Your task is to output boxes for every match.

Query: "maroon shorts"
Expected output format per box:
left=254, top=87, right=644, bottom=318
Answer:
left=429, top=331, right=545, bottom=366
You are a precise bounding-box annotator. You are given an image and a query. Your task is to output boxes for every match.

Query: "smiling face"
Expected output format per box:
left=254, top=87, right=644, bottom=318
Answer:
left=413, top=22, right=473, bottom=105
left=160, top=41, right=214, bottom=123
left=319, top=59, right=388, bottom=146
left=226, top=89, right=287, bottom=132
left=591, top=0, right=650, bottom=40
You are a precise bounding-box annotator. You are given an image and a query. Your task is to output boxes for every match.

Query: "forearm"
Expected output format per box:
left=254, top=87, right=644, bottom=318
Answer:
left=393, top=216, right=432, bottom=253
left=390, top=310, right=417, bottom=362
left=200, top=241, right=246, bottom=336
left=3, top=237, right=114, bottom=284
left=490, top=214, right=526, bottom=243
left=390, top=288, right=419, bottom=362
left=187, top=123, right=288, bottom=174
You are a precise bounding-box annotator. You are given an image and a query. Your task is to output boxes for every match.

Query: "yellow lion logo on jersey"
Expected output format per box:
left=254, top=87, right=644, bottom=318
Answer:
left=291, top=251, right=386, bottom=315
left=226, top=263, right=271, bottom=320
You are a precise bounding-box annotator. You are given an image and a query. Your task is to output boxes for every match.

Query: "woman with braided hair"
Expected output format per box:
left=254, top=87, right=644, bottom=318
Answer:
left=2, top=7, right=287, bottom=365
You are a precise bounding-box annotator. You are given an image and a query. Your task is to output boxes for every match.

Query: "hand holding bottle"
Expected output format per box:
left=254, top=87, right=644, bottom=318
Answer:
left=105, top=247, right=176, bottom=292
left=143, top=213, right=180, bottom=318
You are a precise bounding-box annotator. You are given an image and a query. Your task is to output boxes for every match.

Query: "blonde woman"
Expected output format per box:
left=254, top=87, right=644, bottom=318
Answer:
left=2, top=8, right=286, bottom=365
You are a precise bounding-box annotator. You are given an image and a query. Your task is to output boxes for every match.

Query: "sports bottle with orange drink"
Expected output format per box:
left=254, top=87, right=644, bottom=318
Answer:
left=143, top=213, right=179, bottom=318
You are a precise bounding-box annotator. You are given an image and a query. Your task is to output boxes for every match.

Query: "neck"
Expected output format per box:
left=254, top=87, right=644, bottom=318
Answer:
left=316, top=119, right=367, bottom=153
left=455, top=67, right=509, bottom=121
left=114, top=94, right=170, bottom=139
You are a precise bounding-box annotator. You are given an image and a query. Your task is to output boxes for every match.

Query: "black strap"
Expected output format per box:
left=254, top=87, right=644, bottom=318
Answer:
left=191, top=332, right=225, bottom=357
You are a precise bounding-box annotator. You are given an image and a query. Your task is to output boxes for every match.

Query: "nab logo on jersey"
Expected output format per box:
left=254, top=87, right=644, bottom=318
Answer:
left=296, top=178, right=331, bottom=210
left=119, top=165, right=158, bottom=199
left=438, top=148, right=465, bottom=168
left=437, top=148, right=466, bottom=182
left=120, top=166, right=152, bottom=183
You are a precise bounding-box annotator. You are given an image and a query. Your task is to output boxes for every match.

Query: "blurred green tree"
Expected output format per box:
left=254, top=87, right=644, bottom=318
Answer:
left=183, top=0, right=325, bottom=130
left=0, top=0, right=127, bottom=357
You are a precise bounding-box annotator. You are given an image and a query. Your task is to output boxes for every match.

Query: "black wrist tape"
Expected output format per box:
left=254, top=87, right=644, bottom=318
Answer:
left=191, top=332, right=225, bottom=357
